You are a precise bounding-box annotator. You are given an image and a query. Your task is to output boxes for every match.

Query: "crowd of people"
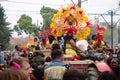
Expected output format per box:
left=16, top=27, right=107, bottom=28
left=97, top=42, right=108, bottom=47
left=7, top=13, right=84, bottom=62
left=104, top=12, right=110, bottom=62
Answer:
left=0, top=33, right=120, bottom=80
left=0, top=19, right=120, bottom=79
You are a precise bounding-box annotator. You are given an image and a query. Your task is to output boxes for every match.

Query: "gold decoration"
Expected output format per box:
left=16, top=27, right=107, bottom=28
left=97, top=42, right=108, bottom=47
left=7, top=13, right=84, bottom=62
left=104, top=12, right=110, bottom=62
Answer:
left=50, top=5, right=91, bottom=40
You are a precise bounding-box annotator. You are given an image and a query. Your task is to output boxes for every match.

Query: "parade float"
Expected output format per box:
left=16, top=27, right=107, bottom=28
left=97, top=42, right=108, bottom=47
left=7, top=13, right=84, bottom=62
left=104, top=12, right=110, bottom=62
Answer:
left=50, top=5, right=91, bottom=40
left=50, top=5, right=92, bottom=71
left=49, top=5, right=115, bottom=73
left=50, top=5, right=91, bottom=54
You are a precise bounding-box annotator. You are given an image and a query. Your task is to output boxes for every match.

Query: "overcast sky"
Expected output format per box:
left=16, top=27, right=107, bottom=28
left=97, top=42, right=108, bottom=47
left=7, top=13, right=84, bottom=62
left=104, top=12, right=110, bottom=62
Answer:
left=0, top=0, right=120, bottom=37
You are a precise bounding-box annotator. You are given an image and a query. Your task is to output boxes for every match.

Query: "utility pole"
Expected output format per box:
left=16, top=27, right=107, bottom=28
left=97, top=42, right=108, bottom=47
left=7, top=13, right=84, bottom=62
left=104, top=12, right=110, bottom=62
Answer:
left=110, top=11, right=114, bottom=48
left=78, top=0, right=81, bottom=7
left=78, top=0, right=88, bottom=7
left=118, top=22, right=120, bottom=43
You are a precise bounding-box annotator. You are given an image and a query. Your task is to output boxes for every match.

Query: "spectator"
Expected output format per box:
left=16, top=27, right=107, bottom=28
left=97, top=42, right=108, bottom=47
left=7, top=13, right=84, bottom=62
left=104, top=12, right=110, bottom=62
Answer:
left=11, top=45, right=20, bottom=58
left=98, top=71, right=117, bottom=80
left=0, top=69, right=29, bottom=80
left=63, top=68, right=85, bottom=80
left=30, top=45, right=45, bottom=69
left=52, top=43, right=61, bottom=51
left=45, top=56, right=52, bottom=62
left=85, top=63, right=115, bottom=80
left=44, top=49, right=69, bottom=80
left=8, top=56, right=32, bottom=80
left=106, top=56, right=118, bottom=78
left=0, top=44, right=6, bottom=67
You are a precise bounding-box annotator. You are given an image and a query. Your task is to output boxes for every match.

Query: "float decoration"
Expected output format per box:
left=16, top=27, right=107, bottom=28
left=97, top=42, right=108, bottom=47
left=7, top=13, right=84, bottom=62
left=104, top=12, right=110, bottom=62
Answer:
left=50, top=5, right=91, bottom=40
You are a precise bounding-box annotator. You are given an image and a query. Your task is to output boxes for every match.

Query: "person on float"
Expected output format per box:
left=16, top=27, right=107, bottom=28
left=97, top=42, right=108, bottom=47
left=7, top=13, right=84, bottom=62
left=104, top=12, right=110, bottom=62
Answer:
left=63, top=14, right=83, bottom=57
left=92, top=25, right=107, bottom=53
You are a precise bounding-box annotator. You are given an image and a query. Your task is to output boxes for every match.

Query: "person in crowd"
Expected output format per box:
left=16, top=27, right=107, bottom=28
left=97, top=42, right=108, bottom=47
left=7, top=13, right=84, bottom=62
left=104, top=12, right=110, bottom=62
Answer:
left=85, top=62, right=115, bottom=80
left=51, top=43, right=61, bottom=51
left=32, top=59, right=45, bottom=80
left=45, top=56, right=52, bottom=62
left=0, top=69, right=29, bottom=80
left=44, top=49, right=69, bottom=80
left=8, top=56, right=32, bottom=80
left=0, top=44, right=6, bottom=68
left=34, top=45, right=45, bottom=57
left=30, top=45, right=45, bottom=69
left=97, top=71, right=117, bottom=80
left=12, top=45, right=20, bottom=58
left=38, top=58, right=46, bottom=68
left=106, top=55, right=118, bottom=77
left=63, top=68, right=85, bottom=80
left=86, top=66, right=99, bottom=80
left=30, top=46, right=45, bottom=80
left=90, top=35, right=96, bottom=46
left=46, top=35, right=58, bottom=49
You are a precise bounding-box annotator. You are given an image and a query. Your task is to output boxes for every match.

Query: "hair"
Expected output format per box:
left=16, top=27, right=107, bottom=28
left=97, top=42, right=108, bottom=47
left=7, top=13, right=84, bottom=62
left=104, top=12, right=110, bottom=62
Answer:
left=9, top=56, right=29, bottom=68
left=35, top=45, right=40, bottom=50
left=45, top=56, right=52, bottom=62
left=86, top=64, right=99, bottom=80
left=15, top=45, right=19, bottom=49
left=51, top=49, right=64, bottom=60
left=63, top=68, right=85, bottom=80
left=52, top=43, right=60, bottom=51
left=91, top=35, right=96, bottom=40
left=40, top=58, right=45, bottom=65
left=48, top=35, right=56, bottom=44
left=98, top=71, right=117, bottom=80
left=0, top=69, right=29, bottom=80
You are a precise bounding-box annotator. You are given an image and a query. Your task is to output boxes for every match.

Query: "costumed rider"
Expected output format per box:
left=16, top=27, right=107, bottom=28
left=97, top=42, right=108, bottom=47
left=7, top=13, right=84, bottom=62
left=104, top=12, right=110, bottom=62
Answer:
left=64, top=19, right=83, bottom=57
left=92, top=25, right=106, bottom=53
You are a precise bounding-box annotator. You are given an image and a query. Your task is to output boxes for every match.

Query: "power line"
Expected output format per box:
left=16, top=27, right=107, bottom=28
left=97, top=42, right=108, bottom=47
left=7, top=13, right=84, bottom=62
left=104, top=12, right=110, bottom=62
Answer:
left=6, top=0, right=66, bottom=6
left=87, top=7, right=120, bottom=21
left=5, top=9, right=39, bottom=13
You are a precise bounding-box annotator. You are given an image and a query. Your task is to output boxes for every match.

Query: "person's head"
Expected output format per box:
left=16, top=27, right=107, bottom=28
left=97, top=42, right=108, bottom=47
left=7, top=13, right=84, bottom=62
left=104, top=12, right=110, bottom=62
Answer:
left=45, top=56, right=52, bottom=62
left=63, top=68, right=85, bottom=80
left=51, top=49, right=64, bottom=61
left=92, top=35, right=96, bottom=40
left=0, top=69, right=29, bottom=80
left=110, top=58, right=118, bottom=70
left=34, top=45, right=40, bottom=53
left=106, top=56, right=118, bottom=70
left=40, top=58, right=45, bottom=65
left=52, top=43, right=60, bottom=51
left=9, top=56, right=32, bottom=79
left=15, top=45, right=20, bottom=51
left=98, top=71, right=117, bottom=80
left=48, top=35, right=56, bottom=44
left=86, top=64, right=99, bottom=80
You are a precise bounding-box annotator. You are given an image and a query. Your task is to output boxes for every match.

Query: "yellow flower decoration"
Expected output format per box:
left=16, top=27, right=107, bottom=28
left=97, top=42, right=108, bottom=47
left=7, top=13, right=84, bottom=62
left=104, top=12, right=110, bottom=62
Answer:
left=50, top=5, right=91, bottom=40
